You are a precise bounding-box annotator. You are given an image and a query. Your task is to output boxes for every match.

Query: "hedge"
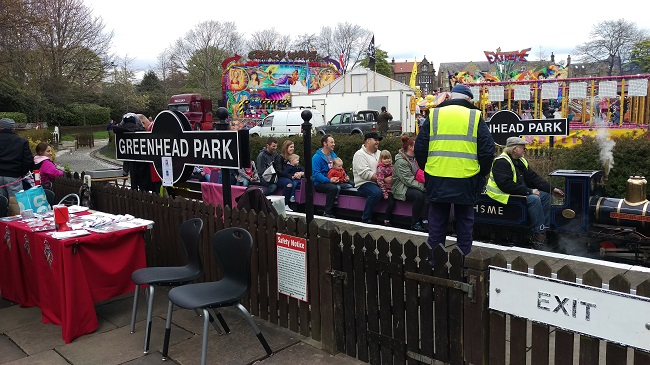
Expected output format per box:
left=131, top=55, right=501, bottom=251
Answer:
left=0, top=112, right=27, bottom=123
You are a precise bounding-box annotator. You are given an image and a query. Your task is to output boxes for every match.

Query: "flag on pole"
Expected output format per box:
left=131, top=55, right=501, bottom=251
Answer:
left=367, top=35, right=376, bottom=70
left=409, top=59, right=418, bottom=88
left=339, top=52, right=345, bottom=72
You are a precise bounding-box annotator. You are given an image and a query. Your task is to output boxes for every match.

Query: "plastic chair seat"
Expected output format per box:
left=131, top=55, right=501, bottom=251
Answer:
left=131, top=265, right=201, bottom=286
left=168, top=279, right=247, bottom=309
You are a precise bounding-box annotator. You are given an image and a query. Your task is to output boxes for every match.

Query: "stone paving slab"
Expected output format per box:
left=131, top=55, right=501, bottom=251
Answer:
left=257, top=341, right=366, bottom=364
left=2, top=350, right=70, bottom=365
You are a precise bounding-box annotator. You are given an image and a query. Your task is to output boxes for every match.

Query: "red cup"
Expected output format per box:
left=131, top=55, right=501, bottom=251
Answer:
left=54, top=205, right=70, bottom=231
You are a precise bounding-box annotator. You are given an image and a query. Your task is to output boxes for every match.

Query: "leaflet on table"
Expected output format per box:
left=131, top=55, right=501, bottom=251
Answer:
left=49, top=230, right=91, bottom=239
left=85, top=217, right=154, bottom=233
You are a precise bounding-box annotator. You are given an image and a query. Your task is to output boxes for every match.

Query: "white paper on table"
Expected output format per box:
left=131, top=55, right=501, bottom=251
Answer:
left=50, top=230, right=91, bottom=239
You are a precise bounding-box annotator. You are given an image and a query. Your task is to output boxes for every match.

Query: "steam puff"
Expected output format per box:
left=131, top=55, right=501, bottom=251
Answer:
left=595, top=128, right=615, bottom=173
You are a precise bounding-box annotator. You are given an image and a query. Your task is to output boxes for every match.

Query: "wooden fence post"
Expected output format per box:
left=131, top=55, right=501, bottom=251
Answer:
left=463, top=247, right=492, bottom=365
left=317, top=223, right=341, bottom=354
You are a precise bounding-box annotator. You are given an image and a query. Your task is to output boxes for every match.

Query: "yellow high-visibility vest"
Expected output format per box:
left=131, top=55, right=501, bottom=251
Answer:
left=424, top=105, right=480, bottom=178
left=485, top=153, right=529, bottom=204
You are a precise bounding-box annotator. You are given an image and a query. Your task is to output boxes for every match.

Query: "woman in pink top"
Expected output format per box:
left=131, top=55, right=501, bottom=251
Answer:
left=34, top=142, right=64, bottom=187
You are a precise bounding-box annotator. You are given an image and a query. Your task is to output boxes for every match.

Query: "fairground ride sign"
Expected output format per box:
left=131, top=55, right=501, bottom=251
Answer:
left=484, top=47, right=532, bottom=64
left=115, top=110, right=250, bottom=184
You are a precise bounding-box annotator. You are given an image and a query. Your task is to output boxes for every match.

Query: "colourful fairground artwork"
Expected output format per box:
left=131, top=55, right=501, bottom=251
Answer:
left=414, top=47, right=649, bottom=147
left=222, top=52, right=342, bottom=130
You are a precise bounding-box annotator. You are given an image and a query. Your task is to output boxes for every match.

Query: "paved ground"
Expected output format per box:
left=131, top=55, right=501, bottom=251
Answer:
left=55, top=139, right=122, bottom=175
left=0, top=287, right=366, bottom=365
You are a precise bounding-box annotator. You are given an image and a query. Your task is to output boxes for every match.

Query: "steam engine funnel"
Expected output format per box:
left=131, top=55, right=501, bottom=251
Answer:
left=624, top=176, right=647, bottom=206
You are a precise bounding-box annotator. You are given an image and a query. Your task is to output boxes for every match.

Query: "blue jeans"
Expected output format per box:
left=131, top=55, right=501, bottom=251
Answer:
left=335, top=182, right=354, bottom=198
left=278, top=177, right=292, bottom=204
left=0, top=176, right=22, bottom=199
left=527, top=191, right=551, bottom=233
left=236, top=179, right=250, bottom=187
left=260, top=181, right=277, bottom=196
left=356, top=182, right=382, bottom=221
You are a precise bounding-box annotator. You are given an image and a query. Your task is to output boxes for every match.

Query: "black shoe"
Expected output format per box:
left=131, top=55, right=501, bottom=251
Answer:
left=412, top=222, right=428, bottom=232
left=323, top=212, right=336, bottom=218
left=362, top=218, right=377, bottom=225
left=383, top=220, right=391, bottom=227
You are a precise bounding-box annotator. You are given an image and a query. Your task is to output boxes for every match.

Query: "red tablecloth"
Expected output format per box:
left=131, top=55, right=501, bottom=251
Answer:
left=0, top=218, right=146, bottom=343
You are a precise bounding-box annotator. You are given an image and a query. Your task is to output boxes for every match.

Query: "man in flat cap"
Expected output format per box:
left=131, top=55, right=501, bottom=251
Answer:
left=415, top=84, right=495, bottom=257
left=0, top=118, right=34, bottom=199
left=485, top=136, right=564, bottom=249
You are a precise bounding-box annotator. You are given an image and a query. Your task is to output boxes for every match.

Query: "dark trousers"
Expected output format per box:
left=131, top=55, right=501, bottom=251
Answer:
left=384, top=193, right=395, bottom=222
left=405, top=188, right=428, bottom=225
left=315, top=182, right=338, bottom=215
left=427, top=202, right=474, bottom=255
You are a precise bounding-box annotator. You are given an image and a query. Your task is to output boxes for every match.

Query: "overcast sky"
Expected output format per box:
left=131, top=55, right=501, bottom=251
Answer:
left=84, top=0, right=650, bottom=75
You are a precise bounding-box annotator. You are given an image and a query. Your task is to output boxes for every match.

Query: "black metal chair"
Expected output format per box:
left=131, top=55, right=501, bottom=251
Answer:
left=0, top=195, right=8, bottom=217
left=130, top=218, right=204, bottom=354
left=162, top=227, right=272, bottom=365
left=43, top=188, right=57, bottom=207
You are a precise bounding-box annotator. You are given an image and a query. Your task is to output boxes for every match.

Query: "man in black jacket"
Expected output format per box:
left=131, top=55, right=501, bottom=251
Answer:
left=485, top=137, right=564, bottom=248
left=0, top=118, right=33, bottom=199
left=113, top=113, right=150, bottom=191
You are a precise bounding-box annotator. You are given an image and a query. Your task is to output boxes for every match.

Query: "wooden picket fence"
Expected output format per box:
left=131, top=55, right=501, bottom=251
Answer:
left=51, top=177, right=650, bottom=364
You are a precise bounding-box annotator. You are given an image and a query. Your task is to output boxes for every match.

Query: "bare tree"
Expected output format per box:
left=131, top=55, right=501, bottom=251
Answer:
left=0, top=0, right=40, bottom=83
left=170, top=20, right=243, bottom=100
left=291, top=33, right=318, bottom=53
left=29, top=0, right=113, bottom=88
left=247, top=28, right=291, bottom=54
left=317, top=23, right=371, bottom=72
left=574, top=19, right=648, bottom=75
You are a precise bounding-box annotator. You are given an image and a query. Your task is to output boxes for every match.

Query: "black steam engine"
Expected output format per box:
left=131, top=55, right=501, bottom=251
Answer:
left=473, top=169, right=650, bottom=264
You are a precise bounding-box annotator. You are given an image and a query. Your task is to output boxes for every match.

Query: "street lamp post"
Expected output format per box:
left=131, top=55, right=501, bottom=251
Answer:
left=301, top=110, right=314, bottom=227
left=214, top=107, right=233, bottom=208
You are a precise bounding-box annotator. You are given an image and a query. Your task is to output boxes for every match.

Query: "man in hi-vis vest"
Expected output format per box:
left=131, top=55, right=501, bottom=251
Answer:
left=414, top=84, right=495, bottom=257
left=486, top=137, right=564, bottom=249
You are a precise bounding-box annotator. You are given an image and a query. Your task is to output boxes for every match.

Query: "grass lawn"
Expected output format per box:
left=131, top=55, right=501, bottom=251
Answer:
left=60, top=131, right=111, bottom=142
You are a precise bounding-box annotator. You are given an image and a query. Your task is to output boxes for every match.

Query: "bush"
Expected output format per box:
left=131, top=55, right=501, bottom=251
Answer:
left=248, top=133, right=406, bottom=171
left=17, top=129, right=56, bottom=145
left=0, top=112, right=27, bottom=123
left=69, top=103, right=111, bottom=126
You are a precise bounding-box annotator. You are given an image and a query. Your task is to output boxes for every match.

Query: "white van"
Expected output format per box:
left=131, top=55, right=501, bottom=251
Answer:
left=248, top=108, right=325, bottom=137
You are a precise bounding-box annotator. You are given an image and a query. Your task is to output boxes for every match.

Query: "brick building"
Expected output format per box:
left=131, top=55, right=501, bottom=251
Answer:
left=391, top=56, right=437, bottom=95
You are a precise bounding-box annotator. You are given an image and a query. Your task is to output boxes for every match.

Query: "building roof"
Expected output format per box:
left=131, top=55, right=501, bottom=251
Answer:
left=310, top=66, right=413, bottom=95
left=394, top=61, right=417, bottom=74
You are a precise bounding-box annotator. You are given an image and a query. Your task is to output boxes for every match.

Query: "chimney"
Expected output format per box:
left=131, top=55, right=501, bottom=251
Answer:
left=624, top=176, right=648, bottom=206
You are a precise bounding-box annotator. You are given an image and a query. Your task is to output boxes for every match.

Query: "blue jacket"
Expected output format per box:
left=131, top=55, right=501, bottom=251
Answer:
left=414, top=98, right=495, bottom=205
left=284, top=162, right=304, bottom=179
left=312, top=148, right=338, bottom=185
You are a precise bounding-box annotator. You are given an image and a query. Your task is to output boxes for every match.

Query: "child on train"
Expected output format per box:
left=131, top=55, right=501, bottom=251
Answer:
left=327, top=157, right=354, bottom=203
left=376, top=150, right=393, bottom=199
left=283, top=154, right=305, bottom=211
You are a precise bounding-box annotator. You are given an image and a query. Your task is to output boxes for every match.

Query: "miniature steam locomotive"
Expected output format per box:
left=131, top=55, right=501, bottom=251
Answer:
left=473, top=169, right=649, bottom=264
